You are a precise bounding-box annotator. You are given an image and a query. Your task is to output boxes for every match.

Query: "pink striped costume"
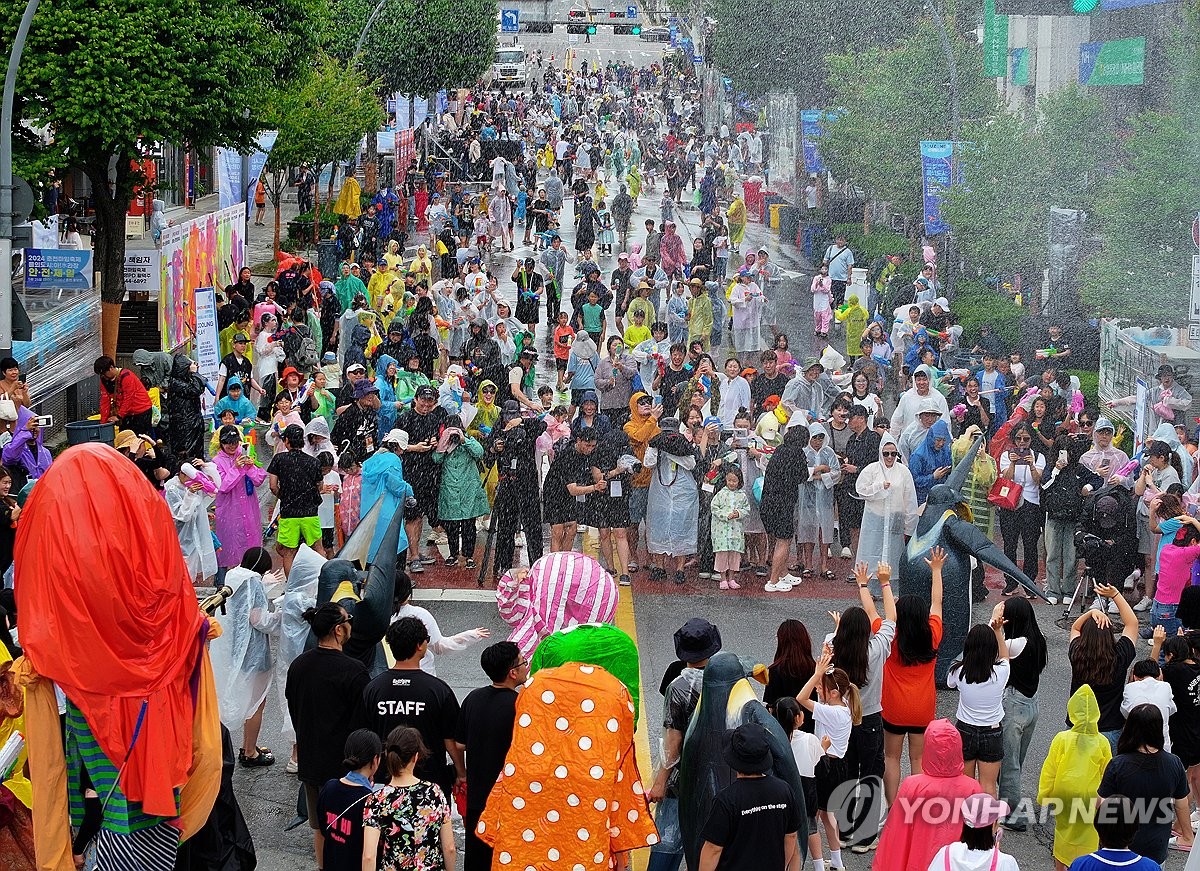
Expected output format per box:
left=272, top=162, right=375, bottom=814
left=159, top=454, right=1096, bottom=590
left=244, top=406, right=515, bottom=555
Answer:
left=496, top=552, right=620, bottom=657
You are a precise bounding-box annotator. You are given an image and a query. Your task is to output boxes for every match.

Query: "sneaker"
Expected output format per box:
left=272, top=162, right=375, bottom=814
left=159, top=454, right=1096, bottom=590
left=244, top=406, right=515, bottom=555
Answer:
left=1108, top=599, right=1120, bottom=614
left=1124, top=569, right=1141, bottom=590
left=627, top=562, right=639, bottom=573
left=619, top=574, right=631, bottom=587
left=850, top=844, right=872, bottom=855
left=285, top=759, right=298, bottom=774
left=1044, top=595, right=1059, bottom=605
left=464, top=559, right=477, bottom=570
left=1001, top=819, right=1027, bottom=833
left=840, top=546, right=852, bottom=559
left=1002, top=580, right=1019, bottom=596
left=409, top=561, right=425, bottom=574
left=1134, top=596, right=1152, bottom=612
left=444, top=557, right=459, bottom=567
left=698, top=571, right=713, bottom=580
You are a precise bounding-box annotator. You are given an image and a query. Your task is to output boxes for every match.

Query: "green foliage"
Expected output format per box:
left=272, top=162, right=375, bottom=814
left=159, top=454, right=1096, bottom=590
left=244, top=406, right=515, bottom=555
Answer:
left=830, top=223, right=909, bottom=263
left=819, top=19, right=997, bottom=220
left=1078, top=15, right=1200, bottom=326
left=265, top=54, right=385, bottom=174
left=948, top=279, right=1026, bottom=348
left=327, top=0, right=495, bottom=95
left=707, top=0, right=918, bottom=102
left=1, top=0, right=325, bottom=303
left=940, top=86, right=1112, bottom=277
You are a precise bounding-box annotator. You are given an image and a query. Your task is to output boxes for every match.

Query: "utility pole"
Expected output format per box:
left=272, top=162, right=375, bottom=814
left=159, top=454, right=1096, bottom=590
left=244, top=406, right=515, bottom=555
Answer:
left=1, top=0, right=41, bottom=360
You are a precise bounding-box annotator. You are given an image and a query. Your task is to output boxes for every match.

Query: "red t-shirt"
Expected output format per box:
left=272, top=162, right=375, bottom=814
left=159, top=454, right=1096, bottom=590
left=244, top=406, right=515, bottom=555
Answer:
left=553, top=325, right=576, bottom=361
left=881, top=614, right=943, bottom=728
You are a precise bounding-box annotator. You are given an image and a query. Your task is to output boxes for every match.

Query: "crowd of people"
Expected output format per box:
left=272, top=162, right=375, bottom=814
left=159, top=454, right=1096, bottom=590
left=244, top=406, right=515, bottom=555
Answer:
left=5, top=49, right=1200, bottom=871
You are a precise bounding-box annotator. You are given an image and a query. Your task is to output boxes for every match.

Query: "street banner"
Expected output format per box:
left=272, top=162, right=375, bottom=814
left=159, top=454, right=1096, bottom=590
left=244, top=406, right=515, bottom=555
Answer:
left=920, top=140, right=954, bottom=236
left=983, top=0, right=1009, bottom=77
left=1079, top=38, right=1145, bottom=86
left=1010, top=48, right=1029, bottom=86
left=123, top=251, right=162, bottom=297
left=216, top=131, right=279, bottom=210
left=395, top=129, right=416, bottom=187
left=23, top=248, right=93, bottom=291
left=800, top=110, right=826, bottom=174
left=159, top=205, right=245, bottom=351
left=193, top=287, right=221, bottom=379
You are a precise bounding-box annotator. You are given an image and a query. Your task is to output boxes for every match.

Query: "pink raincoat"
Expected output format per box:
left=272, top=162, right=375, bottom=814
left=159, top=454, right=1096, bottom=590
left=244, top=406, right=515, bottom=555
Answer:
left=214, top=446, right=268, bottom=568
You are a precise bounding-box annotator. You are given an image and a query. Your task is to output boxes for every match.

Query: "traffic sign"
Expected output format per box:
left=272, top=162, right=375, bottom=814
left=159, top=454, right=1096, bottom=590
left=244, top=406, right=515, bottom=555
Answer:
left=1191, top=254, right=1200, bottom=321
left=1191, top=324, right=1200, bottom=343
left=501, top=8, right=519, bottom=32
left=1192, top=212, right=1199, bottom=251
left=626, top=4, right=637, bottom=16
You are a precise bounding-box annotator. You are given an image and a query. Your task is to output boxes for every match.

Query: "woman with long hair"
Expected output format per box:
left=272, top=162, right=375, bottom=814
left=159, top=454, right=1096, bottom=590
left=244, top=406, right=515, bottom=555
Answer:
left=759, top=423, right=810, bottom=593
left=947, top=613, right=1011, bottom=797
left=362, top=726, right=456, bottom=871
left=882, top=546, right=945, bottom=806
left=997, top=422, right=1046, bottom=595
left=316, top=729, right=382, bottom=871
left=1099, top=704, right=1194, bottom=862
left=1069, top=582, right=1140, bottom=749
left=763, top=619, right=817, bottom=710
left=996, top=596, right=1047, bottom=831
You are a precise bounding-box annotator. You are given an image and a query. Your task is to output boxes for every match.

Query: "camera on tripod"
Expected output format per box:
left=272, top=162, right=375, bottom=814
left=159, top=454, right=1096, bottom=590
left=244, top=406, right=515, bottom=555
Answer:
left=1074, top=531, right=1109, bottom=563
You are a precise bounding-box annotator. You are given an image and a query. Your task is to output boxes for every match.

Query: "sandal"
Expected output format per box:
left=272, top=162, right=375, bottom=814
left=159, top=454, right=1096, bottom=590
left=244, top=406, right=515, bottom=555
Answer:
left=820, top=570, right=836, bottom=580
left=627, top=562, right=639, bottom=573
left=801, top=569, right=815, bottom=579
left=239, top=748, right=276, bottom=768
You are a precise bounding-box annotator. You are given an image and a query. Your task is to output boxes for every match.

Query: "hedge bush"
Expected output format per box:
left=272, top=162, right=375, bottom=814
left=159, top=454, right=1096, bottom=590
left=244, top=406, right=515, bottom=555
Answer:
left=951, top=279, right=1027, bottom=348
left=830, top=222, right=909, bottom=264
left=1071, top=369, right=1099, bottom=408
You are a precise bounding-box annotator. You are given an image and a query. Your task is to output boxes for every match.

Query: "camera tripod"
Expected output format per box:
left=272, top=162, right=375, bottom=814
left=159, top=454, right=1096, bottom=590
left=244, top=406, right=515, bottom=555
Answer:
left=1055, top=563, right=1099, bottom=631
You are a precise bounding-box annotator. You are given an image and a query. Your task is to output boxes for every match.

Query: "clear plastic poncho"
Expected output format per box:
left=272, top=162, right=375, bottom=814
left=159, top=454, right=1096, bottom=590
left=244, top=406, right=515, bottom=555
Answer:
left=275, top=544, right=323, bottom=744
left=211, top=566, right=279, bottom=727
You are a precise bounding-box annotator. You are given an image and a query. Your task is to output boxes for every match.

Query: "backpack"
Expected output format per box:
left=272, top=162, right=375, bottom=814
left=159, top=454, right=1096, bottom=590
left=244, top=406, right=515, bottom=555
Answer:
left=285, top=325, right=319, bottom=374
left=1041, top=467, right=1086, bottom=521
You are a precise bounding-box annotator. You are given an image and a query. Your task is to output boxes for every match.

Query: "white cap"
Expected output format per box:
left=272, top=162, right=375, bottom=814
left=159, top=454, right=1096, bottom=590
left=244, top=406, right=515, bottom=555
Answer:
left=382, top=429, right=409, bottom=449
left=918, top=397, right=942, bottom=415
left=934, top=297, right=950, bottom=311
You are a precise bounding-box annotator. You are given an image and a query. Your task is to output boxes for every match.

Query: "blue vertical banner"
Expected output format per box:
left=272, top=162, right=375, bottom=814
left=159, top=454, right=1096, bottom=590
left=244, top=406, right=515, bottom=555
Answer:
left=800, top=110, right=826, bottom=174
left=920, top=140, right=954, bottom=236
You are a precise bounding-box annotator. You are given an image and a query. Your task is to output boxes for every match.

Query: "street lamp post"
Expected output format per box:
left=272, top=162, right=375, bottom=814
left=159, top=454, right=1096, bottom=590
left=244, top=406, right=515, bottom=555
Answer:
left=355, top=0, right=392, bottom=57
left=1, top=0, right=42, bottom=360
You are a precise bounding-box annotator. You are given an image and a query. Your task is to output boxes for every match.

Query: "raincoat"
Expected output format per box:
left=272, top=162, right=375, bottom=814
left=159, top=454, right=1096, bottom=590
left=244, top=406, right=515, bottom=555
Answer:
left=1038, top=686, right=1111, bottom=865
left=687, top=292, right=713, bottom=346
left=2, top=405, right=51, bottom=482
left=164, top=463, right=220, bottom=582
left=433, top=435, right=489, bottom=521
left=275, top=544, right=322, bottom=744
left=374, top=354, right=400, bottom=434
left=211, top=566, right=279, bottom=727
left=360, top=448, right=414, bottom=562
left=302, top=416, right=337, bottom=462
left=952, top=428, right=997, bottom=538
left=212, top=376, right=256, bottom=422
left=710, top=484, right=750, bottom=554
left=469, top=380, right=502, bottom=441
left=213, top=445, right=267, bottom=568
left=875, top=719, right=982, bottom=871
left=165, top=354, right=207, bottom=459
left=334, top=272, right=367, bottom=313
left=645, top=431, right=700, bottom=557
left=855, top=434, right=918, bottom=573
left=834, top=294, right=869, bottom=360
left=726, top=196, right=746, bottom=247
left=909, top=420, right=953, bottom=505
left=1151, top=421, right=1193, bottom=486
left=796, top=422, right=841, bottom=543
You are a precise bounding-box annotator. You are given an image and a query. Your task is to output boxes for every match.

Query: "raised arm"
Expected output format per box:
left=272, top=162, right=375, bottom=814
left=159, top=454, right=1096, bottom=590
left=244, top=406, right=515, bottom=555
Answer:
left=925, top=545, right=945, bottom=619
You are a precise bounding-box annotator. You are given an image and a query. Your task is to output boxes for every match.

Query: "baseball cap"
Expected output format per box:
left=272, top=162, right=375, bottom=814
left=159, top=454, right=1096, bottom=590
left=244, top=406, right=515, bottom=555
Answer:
left=414, top=385, right=438, bottom=401
left=232, top=332, right=249, bottom=343
left=1094, top=416, right=1115, bottom=433
left=347, top=362, right=367, bottom=374
left=353, top=380, right=380, bottom=399
left=382, top=429, right=409, bottom=448
left=803, top=356, right=824, bottom=372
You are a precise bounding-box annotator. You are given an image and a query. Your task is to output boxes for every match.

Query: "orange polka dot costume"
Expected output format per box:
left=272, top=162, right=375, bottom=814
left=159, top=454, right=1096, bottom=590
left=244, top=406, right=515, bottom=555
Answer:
left=476, top=663, right=658, bottom=869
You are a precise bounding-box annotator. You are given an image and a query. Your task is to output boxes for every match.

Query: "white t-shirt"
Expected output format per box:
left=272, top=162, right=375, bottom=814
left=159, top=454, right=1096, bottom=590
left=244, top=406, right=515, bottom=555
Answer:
left=789, top=731, right=825, bottom=778
left=318, top=470, right=340, bottom=527
left=812, top=701, right=853, bottom=758
left=947, top=659, right=1011, bottom=726
left=927, top=843, right=1020, bottom=871
left=999, top=451, right=1046, bottom=505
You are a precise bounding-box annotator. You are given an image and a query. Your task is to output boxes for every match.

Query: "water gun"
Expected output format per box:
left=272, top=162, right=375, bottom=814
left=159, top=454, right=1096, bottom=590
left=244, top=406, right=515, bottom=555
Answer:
left=241, top=422, right=259, bottom=466
left=1114, top=457, right=1141, bottom=479
left=1034, top=345, right=1065, bottom=360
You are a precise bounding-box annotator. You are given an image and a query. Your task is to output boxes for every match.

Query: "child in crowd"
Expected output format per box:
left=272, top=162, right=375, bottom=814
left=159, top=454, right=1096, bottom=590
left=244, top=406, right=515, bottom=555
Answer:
left=338, top=452, right=363, bottom=542
left=582, top=290, right=606, bottom=344
left=553, top=311, right=575, bottom=391
left=712, top=225, right=730, bottom=284
left=266, top=394, right=303, bottom=453
left=623, top=308, right=652, bottom=350
left=317, top=451, right=340, bottom=551
left=810, top=266, right=832, bottom=339
left=774, top=697, right=829, bottom=871
left=709, top=468, right=750, bottom=590
left=1121, top=654, right=1176, bottom=750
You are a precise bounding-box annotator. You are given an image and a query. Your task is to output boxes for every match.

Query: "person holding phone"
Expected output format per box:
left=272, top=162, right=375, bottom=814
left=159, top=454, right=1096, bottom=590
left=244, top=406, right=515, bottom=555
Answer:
left=998, top=423, right=1046, bottom=596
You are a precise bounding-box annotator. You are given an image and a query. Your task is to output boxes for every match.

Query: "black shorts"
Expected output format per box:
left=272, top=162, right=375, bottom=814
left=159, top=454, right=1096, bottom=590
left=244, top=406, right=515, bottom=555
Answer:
left=836, top=488, right=864, bottom=529
left=544, top=495, right=579, bottom=527
left=814, top=755, right=849, bottom=812
left=762, top=512, right=794, bottom=541
left=410, top=487, right=439, bottom=524
left=800, top=775, right=818, bottom=822
left=882, top=718, right=928, bottom=736
left=585, top=495, right=630, bottom=529
left=956, top=721, right=1003, bottom=763
left=555, top=358, right=568, bottom=373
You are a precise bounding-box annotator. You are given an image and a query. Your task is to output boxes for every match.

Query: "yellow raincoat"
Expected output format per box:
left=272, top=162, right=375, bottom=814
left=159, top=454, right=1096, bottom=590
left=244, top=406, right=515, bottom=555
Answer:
left=727, top=196, right=747, bottom=247
left=333, top=177, right=362, bottom=219
left=1038, top=685, right=1112, bottom=866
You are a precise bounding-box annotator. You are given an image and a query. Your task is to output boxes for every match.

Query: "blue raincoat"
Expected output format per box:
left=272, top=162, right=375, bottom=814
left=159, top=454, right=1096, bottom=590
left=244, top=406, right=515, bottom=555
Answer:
left=360, top=448, right=414, bottom=562
left=375, top=354, right=399, bottom=434
left=909, top=419, right=952, bottom=505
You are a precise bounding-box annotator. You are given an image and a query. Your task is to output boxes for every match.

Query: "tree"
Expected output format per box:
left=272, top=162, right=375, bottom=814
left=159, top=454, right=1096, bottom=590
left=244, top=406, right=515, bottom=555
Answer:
left=818, top=18, right=996, bottom=221
left=326, top=0, right=496, bottom=192
left=262, top=54, right=386, bottom=256
left=939, top=85, right=1113, bottom=279
left=0, top=0, right=324, bottom=355
left=1078, top=15, right=1200, bottom=325
left=707, top=0, right=919, bottom=103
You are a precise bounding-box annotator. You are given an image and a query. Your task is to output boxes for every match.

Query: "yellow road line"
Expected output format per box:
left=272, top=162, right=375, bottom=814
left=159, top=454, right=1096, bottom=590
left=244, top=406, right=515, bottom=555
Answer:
left=614, top=584, right=652, bottom=871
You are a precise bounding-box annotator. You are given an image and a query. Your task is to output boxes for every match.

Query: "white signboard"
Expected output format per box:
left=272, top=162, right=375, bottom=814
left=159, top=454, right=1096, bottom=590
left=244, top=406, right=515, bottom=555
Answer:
left=123, top=251, right=161, bottom=297
left=1190, top=323, right=1200, bottom=342
left=193, top=286, right=221, bottom=380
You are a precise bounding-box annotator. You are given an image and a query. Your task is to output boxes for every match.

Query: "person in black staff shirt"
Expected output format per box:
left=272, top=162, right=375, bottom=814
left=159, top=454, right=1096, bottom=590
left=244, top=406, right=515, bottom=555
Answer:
left=543, top=428, right=601, bottom=553
left=267, top=424, right=325, bottom=573
left=224, top=266, right=255, bottom=310
left=286, top=602, right=370, bottom=871
left=750, top=350, right=791, bottom=417
left=396, top=385, right=447, bottom=572
left=611, top=252, right=635, bottom=325
left=837, top=405, right=881, bottom=570
left=698, top=722, right=802, bottom=871
left=216, top=332, right=256, bottom=399
left=655, top=343, right=693, bottom=420
left=454, top=641, right=528, bottom=871
left=331, top=378, right=380, bottom=462
left=334, top=363, right=369, bottom=414
left=362, top=617, right=465, bottom=801
left=489, top=400, right=546, bottom=579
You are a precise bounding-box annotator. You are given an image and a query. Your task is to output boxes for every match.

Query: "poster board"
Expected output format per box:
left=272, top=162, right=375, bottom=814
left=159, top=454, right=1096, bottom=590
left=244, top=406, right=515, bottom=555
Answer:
left=159, top=205, right=245, bottom=351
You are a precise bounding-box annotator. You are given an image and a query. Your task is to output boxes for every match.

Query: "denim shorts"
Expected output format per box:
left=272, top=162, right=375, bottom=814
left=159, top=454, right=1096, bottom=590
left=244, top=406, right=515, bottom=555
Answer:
left=1147, top=599, right=1181, bottom=638
left=628, top=485, right=649, bottom=525
left=957, top=721, right=1003, bottom=763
